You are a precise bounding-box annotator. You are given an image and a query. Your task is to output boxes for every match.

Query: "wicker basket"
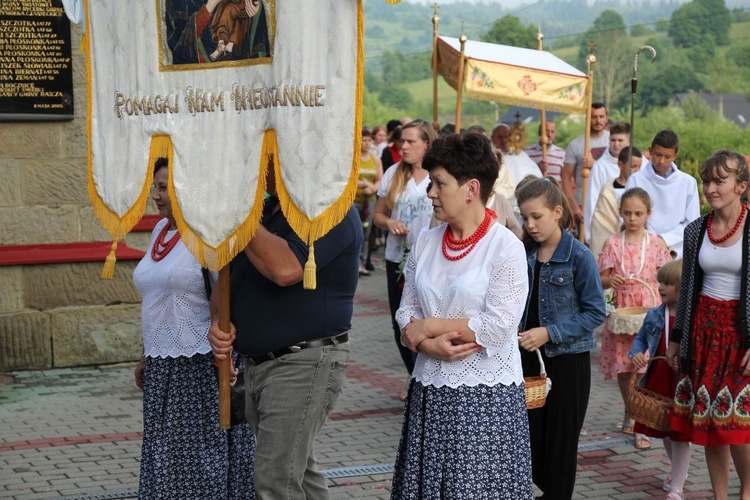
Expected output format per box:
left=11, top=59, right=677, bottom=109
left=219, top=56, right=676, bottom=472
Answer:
left=608, top=277, right=657, bottom=335
left=525, top=349, right=552, bottom=409
left=627, top=356, right=673, bottom=432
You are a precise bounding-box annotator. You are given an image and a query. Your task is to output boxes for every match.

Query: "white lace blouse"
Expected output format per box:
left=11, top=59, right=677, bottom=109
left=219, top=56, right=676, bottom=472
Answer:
left=396, top=222, right=529, bottom=388
left=133, top=219, right=216, bottom=358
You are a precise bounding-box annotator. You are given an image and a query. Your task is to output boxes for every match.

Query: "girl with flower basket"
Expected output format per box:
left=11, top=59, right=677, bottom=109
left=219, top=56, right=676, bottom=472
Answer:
left=628, top=259, right=692, bottom=499
left=597, top=188, right=672, bottom=450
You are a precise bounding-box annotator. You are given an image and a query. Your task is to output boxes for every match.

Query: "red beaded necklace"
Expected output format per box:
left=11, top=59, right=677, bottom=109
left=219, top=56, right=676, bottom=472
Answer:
left=707, top=204, right=747, bottom=244
left=151, top=222, right=181, bottom=261
left=442, top=208, right=497, bottom=261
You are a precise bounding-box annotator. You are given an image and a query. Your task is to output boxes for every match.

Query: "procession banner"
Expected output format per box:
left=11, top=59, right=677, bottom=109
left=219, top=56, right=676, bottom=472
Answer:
left=83, top=0, right=363, bottom=282
left=436, top=36, right=589, bottom=115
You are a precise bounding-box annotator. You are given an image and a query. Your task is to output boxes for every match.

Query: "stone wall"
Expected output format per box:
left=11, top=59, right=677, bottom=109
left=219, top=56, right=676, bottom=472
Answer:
left=0, top=23, right=151, bottom=371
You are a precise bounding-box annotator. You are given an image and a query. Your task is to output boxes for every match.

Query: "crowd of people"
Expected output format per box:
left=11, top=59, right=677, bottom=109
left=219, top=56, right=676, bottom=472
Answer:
left=131, top=109, right=749, bottom=499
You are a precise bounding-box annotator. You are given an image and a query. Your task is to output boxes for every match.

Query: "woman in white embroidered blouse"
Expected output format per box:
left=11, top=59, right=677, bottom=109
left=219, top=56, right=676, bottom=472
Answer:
left=390, top=133, right=532, bottom=499
left=132, top=158, right=255, bottom=499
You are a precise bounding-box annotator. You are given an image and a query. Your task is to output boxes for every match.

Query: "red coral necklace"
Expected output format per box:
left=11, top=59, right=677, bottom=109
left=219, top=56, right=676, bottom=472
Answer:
left=151, top=223, right=181, bottom=261
left=442, top=208, right=496, bottom=261
left=707, top=204, right=747, bottom=244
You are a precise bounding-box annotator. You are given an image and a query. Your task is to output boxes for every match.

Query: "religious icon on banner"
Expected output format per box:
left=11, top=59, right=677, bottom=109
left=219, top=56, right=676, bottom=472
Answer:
left=160, top=0, right=274, bottom=69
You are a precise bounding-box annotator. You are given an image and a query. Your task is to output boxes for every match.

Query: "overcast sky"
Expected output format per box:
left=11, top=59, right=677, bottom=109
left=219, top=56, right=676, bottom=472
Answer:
left=403, top=0, right=533, bottom=6
left=404, top=0, right=750, bottom=7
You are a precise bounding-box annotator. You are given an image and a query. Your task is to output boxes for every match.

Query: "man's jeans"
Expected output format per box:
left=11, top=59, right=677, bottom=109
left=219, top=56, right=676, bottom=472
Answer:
left=244, top=342, right=350, bottom=500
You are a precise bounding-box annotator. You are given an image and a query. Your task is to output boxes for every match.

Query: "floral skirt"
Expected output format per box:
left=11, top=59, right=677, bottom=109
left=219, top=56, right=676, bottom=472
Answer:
left=671, top=294, right=750, bottom=446
left=139, top=353, right=255, bottom=499
left=391, top=380, right=532, bottom=499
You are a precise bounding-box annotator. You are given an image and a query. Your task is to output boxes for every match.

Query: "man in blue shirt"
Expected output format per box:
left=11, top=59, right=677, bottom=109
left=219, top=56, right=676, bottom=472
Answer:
left=209, top=163, right=362, bottom=499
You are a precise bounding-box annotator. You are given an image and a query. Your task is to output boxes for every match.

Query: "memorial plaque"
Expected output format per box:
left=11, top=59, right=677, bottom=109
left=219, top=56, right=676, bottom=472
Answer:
left=0, top=0, right=74, bottom=121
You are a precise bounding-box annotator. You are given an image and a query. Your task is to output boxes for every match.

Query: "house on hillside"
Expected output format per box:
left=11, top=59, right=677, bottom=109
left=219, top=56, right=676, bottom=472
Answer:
left=673, top=93, right=750, bottom=128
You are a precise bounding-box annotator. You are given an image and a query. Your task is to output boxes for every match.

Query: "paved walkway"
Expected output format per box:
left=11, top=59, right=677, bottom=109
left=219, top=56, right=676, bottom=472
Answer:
left=0, top=253, right=740, bottom=499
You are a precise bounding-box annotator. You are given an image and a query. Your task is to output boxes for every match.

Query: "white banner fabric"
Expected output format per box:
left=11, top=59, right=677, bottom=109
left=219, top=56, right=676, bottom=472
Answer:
left=84, top=0, right=363, bottom=272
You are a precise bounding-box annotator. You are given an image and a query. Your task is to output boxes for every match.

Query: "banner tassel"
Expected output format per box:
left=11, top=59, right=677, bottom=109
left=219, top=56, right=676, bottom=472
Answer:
left=101, top=240, right=118, bottom=279
left=303, top=243, right=317, bottom=290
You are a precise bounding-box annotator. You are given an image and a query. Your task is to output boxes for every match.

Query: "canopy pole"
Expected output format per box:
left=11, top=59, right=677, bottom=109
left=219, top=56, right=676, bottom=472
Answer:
left=629, top=46, right=657, bottom=172
left=217, top=266, right=231, bottom=429
left=454, top=31, right=467, bottom=133
left=431, top=3, right=440, bottom=133
left=580, top=47, right=596, bottom=243
left=536, top=26, right=548, bottom=171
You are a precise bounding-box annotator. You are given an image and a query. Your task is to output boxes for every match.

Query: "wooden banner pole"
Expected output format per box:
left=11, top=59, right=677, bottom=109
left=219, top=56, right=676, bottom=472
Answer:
left=217, top=266, right=231, bottom=429
left=580, top=50, right=596, bottom=243
left=537, top=27, right=548, bottom=169
left=431, top=3, right=440, bottom=133
left=454, top=32, right=467, bottom=133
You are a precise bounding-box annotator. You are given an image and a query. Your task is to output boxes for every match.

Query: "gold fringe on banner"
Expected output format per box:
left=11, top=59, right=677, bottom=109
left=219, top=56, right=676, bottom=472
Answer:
left=84, top=1, right=166, bottom=279
left=90, top=135, right=171, bottom=279
left=303, top=243, right=317, bottom=289
left=261, top=1, right=364, bottom=290
left=101, top=241, right=118, bottom=279
left=385, top=0, right=402, bottom=3
left=167, top=141, right=267, bottom=274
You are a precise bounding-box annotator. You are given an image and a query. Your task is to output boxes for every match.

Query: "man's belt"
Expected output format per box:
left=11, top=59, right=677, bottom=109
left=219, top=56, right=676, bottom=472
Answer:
left=247, top=332, right=349, bottom=365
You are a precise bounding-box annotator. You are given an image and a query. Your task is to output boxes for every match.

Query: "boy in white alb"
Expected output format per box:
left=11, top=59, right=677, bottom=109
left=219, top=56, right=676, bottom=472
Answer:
left=590, top=146, right=643, bottom=257
left=625, top=130, right=700, bottom=258
left=584, top=122, right=631, bottom=243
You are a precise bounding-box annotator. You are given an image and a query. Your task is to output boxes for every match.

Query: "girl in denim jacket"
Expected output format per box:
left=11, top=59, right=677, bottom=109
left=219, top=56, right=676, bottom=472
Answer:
left=517, top=178, right=607, bottom=500
left=628, top=259, right=691, bottom=500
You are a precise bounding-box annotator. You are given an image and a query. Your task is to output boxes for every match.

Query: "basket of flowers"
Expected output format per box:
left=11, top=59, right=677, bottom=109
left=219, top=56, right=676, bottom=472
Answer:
left=608, top=277, right=656, bottom=335
left=627, top=356, right=672, bottom=432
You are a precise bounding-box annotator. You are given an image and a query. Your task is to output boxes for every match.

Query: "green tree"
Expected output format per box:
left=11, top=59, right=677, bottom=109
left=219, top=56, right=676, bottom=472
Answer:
left=368, top=25, right=385, bottom=39
left=379, top=50, right=432, bottom=85
left=362, top=88, right=401, bottom=127
left=630, top=23, right=652, bottom=37
left=696, top=0, right=732, bottom=45
left=578, top=10, right=631, bottom=109
left=481, top=15, right=537, bottom=49
left=669, top=2, right=707, bottom=48
left=655, top=19, right=670, bottom=32
left=378, top=85, right=414, bottom=109
left=637, top=65, right=705, bottom=111
left=669, top=0, right=731, bottom=48
left=364, top=69, right=384, bottom=93
left=380, top=50, right=402, bottom=85
left=731, top=7, right=750, bottom=22
left=680, top=92, right=716, bottom=121
left=728, top=43, right=750, bottom=68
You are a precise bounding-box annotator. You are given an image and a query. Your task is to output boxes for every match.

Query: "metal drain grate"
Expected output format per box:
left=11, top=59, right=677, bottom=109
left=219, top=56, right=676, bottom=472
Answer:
left=323, top=463, right=395, bottom=478
left=578, top=436, right=661, bottom=452
left=578, top=437, right=631, bottom=452
left=52, top=489, right=139, bottom=500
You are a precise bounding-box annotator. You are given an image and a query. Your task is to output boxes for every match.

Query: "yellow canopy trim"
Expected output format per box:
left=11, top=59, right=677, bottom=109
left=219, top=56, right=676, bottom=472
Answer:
left=435, top=37, right=590, bottom=115
left=464, top=59, right=588, bottom=114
